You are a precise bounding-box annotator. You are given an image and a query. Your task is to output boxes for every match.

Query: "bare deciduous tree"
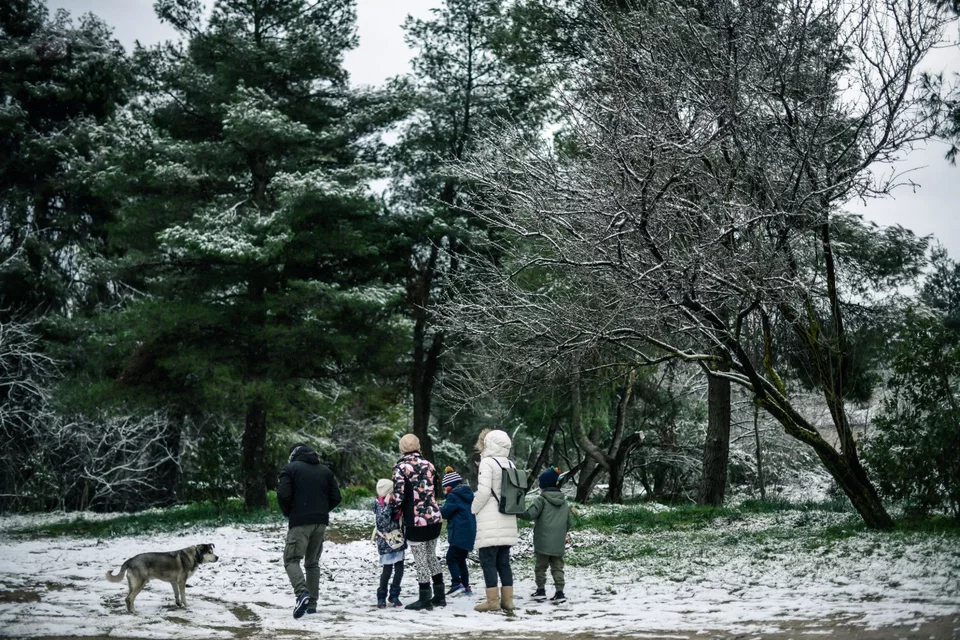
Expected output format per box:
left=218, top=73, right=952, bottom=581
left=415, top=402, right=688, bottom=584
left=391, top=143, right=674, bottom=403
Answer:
left=443, top=0, right=946, bottom=528
left=1, top=317, right=180, bottom=511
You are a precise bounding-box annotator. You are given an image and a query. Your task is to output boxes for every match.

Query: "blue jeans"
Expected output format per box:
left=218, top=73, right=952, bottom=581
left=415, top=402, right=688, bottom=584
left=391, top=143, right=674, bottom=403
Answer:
left=478, top=545, right=512, bottom=588
left=446, top=545, right=470, bottom=587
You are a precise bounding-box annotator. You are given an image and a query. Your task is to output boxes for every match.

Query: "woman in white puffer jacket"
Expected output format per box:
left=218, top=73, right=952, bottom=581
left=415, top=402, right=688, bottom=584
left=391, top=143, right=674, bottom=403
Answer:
left=470, top=429, right=518, bottom=612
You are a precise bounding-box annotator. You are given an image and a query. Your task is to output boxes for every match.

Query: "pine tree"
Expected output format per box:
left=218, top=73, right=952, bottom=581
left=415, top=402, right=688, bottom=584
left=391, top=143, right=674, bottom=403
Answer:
left=90, top=0, right=408, bottom=508
left=0, top=0, right=130, bottom=317
left=392, top=0, right=555, bottom=462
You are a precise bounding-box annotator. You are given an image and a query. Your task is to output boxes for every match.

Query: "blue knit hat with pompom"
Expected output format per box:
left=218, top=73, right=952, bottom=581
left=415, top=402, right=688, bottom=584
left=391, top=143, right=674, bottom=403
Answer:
left=539, top=466, right=561, bottom=489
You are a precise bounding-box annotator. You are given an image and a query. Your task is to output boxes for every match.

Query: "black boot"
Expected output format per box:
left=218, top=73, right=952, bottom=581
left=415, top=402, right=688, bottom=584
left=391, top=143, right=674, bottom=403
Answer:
left=388, top=583, right=403, bottom=607
left=430, top=581, right=447, bottom=607
left=405, top=584, right=434, bottom=611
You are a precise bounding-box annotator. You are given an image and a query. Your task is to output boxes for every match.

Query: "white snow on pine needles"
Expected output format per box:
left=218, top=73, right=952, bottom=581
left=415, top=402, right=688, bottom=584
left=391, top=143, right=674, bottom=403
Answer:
left=0, top=506, right=957, bottom=639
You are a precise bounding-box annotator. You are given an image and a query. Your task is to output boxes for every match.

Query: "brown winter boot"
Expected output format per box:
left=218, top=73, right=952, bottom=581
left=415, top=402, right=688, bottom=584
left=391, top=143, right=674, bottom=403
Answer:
left=500, top=586, right=514, bottom=612
left=473, top=587, right=500, bottom=612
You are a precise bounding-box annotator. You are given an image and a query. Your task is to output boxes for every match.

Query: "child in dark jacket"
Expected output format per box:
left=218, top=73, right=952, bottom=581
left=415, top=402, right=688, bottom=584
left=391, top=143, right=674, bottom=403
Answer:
left=439, top=467, right=477, bottom=595
left=519, top=466, right=571, bottom=602
left=373, top=478, right=406, bottom=608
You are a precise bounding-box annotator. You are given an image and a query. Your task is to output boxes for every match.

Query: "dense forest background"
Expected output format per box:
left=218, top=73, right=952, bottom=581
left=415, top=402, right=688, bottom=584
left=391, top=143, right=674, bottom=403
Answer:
left=1, top=0, right=958, bottom=527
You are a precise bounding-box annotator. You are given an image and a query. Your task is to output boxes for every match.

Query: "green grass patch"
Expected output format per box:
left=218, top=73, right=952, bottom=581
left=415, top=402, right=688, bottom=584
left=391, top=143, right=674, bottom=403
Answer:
left=340, top=484, right=376, bottom=509
left=738, top=497, right=853, bottom=514
left=12, top=496, right=280, bottom=538
left=893, top=514, right=960, bottom=535
left=10, top=494, right=288, bottom=538
left=572, top=503, right=740, bottom=534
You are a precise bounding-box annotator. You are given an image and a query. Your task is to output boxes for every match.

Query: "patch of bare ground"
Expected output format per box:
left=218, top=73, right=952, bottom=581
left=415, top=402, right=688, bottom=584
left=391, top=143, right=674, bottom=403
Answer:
left=0, top=589, right=40, bottom=603
left=484, top=615, right=960, bottom=640
left=22, top=615, right=960, bottom=640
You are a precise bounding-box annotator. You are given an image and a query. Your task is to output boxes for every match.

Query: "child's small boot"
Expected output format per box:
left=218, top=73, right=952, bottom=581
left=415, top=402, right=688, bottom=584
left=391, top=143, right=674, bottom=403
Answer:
left=474, top=587, right=500, bottom=612
left=376, top=586, right=387, bottom=609
left=388, top=584, right=403, bottom=607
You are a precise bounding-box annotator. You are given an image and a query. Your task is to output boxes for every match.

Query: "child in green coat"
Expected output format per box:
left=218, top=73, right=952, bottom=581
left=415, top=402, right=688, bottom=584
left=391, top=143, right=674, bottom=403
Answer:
left=518, top=466, right=571, bottom=602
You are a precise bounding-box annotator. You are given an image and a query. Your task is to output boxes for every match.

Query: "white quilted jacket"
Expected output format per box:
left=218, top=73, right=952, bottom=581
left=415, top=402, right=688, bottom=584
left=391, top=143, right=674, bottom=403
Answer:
left=471, top=429, right=519, bottom=549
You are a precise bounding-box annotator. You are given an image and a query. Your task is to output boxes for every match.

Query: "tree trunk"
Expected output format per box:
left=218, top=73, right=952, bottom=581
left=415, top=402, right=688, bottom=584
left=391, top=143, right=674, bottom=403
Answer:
left=242, top=393, right=268, bottom=509
left=156, top=413, right=183, bottom=507
left=607, top=431, right=643, bottom=503
left=750, top=385, right=894, bottom=529
left=699, top=368, right=731, bottom=506
left=574, top=416, right=605, bottom=502
left=639, top=459, right=653, bottom=498
left=570, top=371, right=612, bottom=504
left=410, top=246, right=441, bottom=465
left=753, top=403, right=765, bottom=500
left=411, top=313, right=440, bottom=464
left=576, top=463, right=604, bottom=504
left=607, top=458, right=624, bottom=503
left=530, top=415, right=561, bottom=479
left=811, top=436, right=893, bottom=529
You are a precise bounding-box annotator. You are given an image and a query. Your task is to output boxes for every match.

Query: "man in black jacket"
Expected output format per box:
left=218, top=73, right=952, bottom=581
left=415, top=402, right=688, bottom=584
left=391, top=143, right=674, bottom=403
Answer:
left=277, top=443, right=342, bottom=619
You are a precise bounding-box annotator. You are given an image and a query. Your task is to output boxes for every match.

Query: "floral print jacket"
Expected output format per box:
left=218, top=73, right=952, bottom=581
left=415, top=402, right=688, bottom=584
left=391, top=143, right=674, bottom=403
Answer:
left=393, top=452, right=442, bottom=529
left=373, top=496, right=407, bottom=557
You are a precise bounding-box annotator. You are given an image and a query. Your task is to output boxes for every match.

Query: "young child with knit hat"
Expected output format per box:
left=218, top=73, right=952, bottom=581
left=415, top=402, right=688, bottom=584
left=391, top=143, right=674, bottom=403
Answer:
left=518, top=466, right=571, bottom=603
left=439, top=466, right=477, bottom=596
left=372, top=477, right=406, bottom=608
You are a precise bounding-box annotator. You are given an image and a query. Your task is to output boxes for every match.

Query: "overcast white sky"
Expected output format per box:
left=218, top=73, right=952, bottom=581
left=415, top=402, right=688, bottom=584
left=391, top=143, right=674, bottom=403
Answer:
left=47, top=0, right=960, bottom=257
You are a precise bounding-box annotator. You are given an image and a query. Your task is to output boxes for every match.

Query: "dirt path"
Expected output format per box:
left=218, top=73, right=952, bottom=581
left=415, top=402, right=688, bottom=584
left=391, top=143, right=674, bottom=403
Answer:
left=20, top=615, right=960, bottom=640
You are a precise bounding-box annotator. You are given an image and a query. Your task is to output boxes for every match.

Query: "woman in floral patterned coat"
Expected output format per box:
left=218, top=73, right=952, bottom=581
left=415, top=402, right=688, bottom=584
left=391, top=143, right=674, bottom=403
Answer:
left=392, top=433, right=444, bottom=611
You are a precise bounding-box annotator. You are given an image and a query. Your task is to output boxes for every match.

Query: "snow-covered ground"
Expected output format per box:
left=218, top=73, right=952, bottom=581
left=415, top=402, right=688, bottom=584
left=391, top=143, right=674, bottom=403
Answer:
left=0, top=507, right=958, bottom=639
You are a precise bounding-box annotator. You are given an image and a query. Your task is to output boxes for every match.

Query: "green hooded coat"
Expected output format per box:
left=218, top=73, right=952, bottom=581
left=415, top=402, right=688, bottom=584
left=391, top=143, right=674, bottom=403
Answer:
left=519, top=487, right=571, bottom=557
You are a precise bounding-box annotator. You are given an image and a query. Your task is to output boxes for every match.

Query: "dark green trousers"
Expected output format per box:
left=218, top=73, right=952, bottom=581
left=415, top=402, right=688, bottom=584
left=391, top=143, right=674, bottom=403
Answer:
left=284, top=523, right=326, bottom=606
left=534, top=552, right=564, bottom=590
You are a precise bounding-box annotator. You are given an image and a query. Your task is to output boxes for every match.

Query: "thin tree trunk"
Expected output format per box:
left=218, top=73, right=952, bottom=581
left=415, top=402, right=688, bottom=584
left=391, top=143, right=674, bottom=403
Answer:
left=410, top=245, right=441, bottom=465
left=411, top=315, right=440, bottom=464
left=242, top=392, right=268, bottom=509
left=530, top=415, right=561, bottom=479
left=157, top=412, right=183, bottom=507
left=699, top=367, right=731, bottom=506
left=753, top=403, right=765, bottom=500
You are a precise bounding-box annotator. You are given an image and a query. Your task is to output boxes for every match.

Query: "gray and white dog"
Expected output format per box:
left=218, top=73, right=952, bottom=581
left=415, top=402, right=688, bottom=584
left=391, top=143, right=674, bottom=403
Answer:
left=105, top=543, right=219, bottom=613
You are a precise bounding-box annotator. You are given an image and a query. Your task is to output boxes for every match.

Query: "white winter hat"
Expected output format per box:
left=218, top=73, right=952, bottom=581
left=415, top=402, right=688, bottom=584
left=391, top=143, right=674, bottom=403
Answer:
left=376, top=478, right=394, bottom=497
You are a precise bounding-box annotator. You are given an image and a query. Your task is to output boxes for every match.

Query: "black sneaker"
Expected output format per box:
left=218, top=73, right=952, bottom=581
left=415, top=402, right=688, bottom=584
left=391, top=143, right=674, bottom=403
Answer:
left=531, top=587, right=547, bottom=600
left=550, top=590, right=566, bottom=603
left=293, top=591, right=311, bottom=619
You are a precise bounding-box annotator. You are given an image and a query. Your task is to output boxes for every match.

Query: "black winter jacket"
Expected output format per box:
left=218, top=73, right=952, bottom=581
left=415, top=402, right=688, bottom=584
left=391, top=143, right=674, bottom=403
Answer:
left=277, top=445, right=342, bottom=528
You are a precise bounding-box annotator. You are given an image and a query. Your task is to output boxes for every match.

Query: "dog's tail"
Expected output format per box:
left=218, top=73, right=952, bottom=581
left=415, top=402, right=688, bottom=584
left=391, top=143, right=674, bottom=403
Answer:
left=105, top=560, right=129, bottom=583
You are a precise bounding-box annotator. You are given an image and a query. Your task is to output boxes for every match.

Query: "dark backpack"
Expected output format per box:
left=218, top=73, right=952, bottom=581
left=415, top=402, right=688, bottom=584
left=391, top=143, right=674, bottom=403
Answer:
left=489, top=458, right=530, bottom=515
